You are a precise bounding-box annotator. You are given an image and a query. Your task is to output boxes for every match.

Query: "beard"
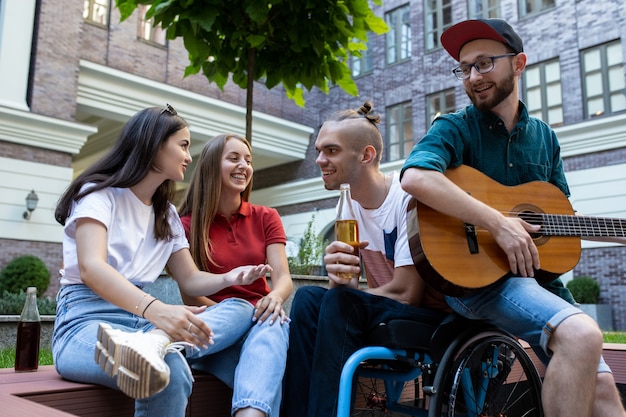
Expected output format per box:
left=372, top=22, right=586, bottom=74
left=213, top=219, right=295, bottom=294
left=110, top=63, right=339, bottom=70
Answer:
left=466, top=70, right=515, bottom=112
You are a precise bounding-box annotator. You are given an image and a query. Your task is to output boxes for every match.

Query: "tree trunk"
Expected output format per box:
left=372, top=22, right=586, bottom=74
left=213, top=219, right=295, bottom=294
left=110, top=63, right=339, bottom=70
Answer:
left=246, top=48, right=255, bottom=144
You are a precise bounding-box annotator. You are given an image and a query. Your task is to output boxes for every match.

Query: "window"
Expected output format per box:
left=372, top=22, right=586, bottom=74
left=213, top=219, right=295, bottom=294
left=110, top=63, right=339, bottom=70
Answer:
left=581, top=41, right=626, bottom=119
left=83, top=0, right=109, bottom=26
left=425, top=0, right=453, bottom=51
left=385, top=6, right=411, bottom=65
left=138, top=5, right=166, bottom=45
left=520, top=0, right=555, bottom=17
left=523, top=59, right=563, bottom=126
left=426, top=89, right=456, bottom=125
left=351, top=41, right=374, bottom=77
left=385, top=102, right=413, bottom=161
left=468, top=0, right=500, bottom=19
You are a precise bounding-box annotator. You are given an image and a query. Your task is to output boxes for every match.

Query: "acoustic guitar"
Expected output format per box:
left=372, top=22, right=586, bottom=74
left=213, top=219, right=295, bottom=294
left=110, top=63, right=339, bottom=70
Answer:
left=407, top=164, right=626, bottom=297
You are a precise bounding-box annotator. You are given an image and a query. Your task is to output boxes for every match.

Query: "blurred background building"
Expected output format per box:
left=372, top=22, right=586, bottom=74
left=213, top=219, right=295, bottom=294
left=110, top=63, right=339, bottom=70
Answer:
left=1, top=0, right=625, bottom=327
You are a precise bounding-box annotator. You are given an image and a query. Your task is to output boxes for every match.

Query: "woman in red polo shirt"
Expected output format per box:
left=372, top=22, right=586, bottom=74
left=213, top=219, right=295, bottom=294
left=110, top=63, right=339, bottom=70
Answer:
left=178, top=133, right=292, bottom=417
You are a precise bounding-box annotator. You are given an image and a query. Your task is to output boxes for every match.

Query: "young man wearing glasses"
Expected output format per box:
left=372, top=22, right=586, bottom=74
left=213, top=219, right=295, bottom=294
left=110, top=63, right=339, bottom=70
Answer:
left=401, top=19, right=626, bottom=417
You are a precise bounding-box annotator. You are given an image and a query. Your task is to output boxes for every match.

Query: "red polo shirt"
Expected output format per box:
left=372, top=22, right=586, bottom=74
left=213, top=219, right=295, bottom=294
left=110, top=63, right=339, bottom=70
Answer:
left=180, top=201, right=286, bottom=305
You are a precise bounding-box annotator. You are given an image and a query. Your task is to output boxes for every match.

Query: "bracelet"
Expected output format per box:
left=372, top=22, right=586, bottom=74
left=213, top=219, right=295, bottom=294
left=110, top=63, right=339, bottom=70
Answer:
left=135, top=293, right=150, bottom=313
left=141, top=298, right=158, bottom=318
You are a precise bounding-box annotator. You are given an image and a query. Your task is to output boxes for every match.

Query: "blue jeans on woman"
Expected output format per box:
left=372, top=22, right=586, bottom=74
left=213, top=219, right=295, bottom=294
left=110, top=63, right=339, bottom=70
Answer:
left=190, top=313, right=289, bottom=416
left=281, top=286, right=447, bottom=417
left=53, top=284, right=257, bottom=417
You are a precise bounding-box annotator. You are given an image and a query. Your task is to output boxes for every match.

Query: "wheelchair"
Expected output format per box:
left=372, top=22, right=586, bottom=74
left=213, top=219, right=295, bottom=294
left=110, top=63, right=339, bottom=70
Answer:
left=337, top=313, right=544, bottom=417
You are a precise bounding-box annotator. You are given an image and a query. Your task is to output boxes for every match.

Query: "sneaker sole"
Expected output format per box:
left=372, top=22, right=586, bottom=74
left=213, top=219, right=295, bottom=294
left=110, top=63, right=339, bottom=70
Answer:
left=95, top=323, right=170, bottom=399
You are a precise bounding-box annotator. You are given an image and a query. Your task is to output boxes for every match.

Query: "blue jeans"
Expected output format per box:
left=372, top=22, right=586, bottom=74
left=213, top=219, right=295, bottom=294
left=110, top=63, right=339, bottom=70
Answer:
left=52, top=284, right=257, bottom=417
left=281, top=286, right=447, bottom=417
left=190, top=315, right=289, bottom=416
left=445, top=277, right=610, bottom=372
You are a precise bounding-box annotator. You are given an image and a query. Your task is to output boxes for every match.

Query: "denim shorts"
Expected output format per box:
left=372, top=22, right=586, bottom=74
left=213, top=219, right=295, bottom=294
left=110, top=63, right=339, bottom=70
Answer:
left=445, top=277, right=610, bottom=373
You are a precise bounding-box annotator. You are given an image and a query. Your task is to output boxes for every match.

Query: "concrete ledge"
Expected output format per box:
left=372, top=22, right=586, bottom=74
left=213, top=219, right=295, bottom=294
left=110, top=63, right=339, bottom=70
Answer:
left=0, top=315, right=55, bottom=350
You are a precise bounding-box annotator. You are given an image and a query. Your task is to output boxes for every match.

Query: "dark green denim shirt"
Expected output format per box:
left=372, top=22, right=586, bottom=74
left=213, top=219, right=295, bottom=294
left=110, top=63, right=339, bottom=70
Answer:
left=401, top=101, right=575, bottom=303
left=401, top=101, right=570, bottom=196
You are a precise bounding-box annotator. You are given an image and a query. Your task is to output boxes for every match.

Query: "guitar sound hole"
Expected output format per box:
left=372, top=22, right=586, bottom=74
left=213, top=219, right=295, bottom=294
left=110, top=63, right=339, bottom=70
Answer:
left=516, top=209, right=548, bottom=244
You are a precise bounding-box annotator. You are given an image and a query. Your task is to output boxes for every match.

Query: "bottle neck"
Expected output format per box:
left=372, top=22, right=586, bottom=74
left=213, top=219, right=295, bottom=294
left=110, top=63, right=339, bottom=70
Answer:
left=20, top=291, right=40, bottom=322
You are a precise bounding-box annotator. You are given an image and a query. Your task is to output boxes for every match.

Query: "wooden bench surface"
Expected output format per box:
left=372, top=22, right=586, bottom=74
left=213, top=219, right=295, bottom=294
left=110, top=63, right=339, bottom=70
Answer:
left=2, top=344, right=625, bottom=416
left=0, top=365, right=232, bottom=417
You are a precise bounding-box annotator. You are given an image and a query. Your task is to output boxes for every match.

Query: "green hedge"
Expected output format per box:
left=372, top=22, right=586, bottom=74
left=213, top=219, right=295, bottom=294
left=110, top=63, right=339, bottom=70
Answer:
left=566, top=276, right=600, bottom=304
left=0, top=290, right=57, bottom=315
left=0, top=255, right=50, bottom=295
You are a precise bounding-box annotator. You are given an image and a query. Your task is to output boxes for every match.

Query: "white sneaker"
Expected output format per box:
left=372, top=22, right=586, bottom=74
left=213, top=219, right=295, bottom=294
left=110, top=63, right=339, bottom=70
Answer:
left=95, top=323, right=173, bottom=399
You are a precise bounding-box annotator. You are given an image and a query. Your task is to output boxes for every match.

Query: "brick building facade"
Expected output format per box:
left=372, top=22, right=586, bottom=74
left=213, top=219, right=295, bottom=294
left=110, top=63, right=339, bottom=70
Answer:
left=1, top=0, right=625, bottom=328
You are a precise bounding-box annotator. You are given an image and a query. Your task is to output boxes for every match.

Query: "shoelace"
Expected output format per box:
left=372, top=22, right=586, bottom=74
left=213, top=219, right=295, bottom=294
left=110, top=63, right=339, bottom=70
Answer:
left=165, top=341, right=196, bottom=382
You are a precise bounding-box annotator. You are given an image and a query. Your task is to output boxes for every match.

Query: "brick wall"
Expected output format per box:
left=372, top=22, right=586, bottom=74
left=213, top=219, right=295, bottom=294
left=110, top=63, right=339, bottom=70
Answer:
left=575, top=247, right=626, bottom=330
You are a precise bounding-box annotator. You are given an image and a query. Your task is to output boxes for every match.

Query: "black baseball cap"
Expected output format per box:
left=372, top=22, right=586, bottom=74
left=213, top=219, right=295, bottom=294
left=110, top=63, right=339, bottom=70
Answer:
left=441, top=19, right=524, bottom=61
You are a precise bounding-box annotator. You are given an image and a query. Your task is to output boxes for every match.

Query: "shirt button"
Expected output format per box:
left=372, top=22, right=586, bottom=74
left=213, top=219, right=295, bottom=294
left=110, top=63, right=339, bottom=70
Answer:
left=509, top=163, right=514, bottom=167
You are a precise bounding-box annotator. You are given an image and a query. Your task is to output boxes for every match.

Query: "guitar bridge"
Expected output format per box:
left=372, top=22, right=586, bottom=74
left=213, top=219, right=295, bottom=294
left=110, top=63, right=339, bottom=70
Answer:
left=464, top=223, right=479, bottom=254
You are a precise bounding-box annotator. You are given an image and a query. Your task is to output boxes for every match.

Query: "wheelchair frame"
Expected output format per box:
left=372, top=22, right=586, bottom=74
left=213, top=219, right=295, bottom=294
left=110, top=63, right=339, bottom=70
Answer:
left=337, top=314, right=544, bottom=417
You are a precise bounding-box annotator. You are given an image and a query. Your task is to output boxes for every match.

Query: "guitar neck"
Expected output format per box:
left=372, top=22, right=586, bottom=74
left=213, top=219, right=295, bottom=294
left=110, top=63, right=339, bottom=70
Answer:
left=538, top=214, right=626, bottom=237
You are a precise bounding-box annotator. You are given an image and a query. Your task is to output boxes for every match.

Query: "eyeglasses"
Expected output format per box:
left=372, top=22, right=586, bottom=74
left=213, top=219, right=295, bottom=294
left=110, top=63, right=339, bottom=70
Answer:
left=452, top=53, right=517, bottom=80
left=160, top=103, right=178, bottom=115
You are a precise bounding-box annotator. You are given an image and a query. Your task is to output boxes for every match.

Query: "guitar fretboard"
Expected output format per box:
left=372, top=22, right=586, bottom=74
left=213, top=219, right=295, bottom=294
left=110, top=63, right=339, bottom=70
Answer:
left=528, top=214, right=626, bottom=237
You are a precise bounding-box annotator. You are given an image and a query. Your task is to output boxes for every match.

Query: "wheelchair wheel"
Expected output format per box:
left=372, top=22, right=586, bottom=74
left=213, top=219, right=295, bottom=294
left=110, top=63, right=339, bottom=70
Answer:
left=432, top=334, right=543, bottom=417
left=352, top=376, right=395, bottom=417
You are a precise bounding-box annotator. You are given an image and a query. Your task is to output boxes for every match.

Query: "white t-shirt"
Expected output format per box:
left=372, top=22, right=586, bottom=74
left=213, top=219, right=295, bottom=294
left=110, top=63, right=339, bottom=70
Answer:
left=60, top=186, right=189, bottom=286
left=350, top=172, right=413, bottom=288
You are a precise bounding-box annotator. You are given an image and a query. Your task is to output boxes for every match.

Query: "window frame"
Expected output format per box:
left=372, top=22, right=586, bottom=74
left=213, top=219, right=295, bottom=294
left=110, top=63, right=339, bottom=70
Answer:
left=385, top=5, right=412, bottom=65
left=137, top=5, right=167, bottom=46
left=522, top=58, right=564, bottom=127
left=351, top=39, right=374, bottom=77
left=426, top=89, right=456, bottom=126
left=580, top=40, right=626, bottom=119
left=468, top=0, right=500, bottom=19
left=83, top=0, right=110, bottom=27
left=519, top=0, right=556, bottom=18
left=385, top=101, right=414, bottom=162
left=424, top=0, right=453, bottom=51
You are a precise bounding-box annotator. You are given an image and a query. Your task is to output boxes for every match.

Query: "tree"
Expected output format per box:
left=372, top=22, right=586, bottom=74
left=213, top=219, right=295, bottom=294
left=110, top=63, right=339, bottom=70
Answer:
left=287, top=213, right=328, bottom=275
left=116, top=0, right=388, bottom=142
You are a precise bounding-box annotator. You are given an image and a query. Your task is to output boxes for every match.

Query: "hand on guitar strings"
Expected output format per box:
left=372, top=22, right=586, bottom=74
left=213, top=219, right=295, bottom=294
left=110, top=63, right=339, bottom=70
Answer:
left=492, top=216, right=541, bottom=278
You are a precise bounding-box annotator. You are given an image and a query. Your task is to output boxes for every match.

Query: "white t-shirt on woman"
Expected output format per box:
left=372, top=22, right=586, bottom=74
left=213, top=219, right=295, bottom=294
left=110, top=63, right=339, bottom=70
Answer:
left=60, top=186, right=189, bottom=286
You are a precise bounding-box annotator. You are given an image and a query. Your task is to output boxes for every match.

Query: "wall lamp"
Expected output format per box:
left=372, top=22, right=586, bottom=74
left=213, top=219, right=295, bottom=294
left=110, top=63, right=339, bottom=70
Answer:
left=23, top=190, right=39, bottom=220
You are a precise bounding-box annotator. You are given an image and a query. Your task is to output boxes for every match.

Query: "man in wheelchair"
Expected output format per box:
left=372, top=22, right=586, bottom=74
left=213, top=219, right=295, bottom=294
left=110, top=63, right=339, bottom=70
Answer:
left=400, top=18, right=626, bottom=417
left=282, top=101, right=450, bottom=417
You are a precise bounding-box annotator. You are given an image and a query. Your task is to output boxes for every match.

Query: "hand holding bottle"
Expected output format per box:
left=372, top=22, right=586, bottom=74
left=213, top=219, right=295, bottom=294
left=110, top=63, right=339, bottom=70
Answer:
left=334, top=183, right=361, bottom=280
left=324, top=240, right=369, bottom=285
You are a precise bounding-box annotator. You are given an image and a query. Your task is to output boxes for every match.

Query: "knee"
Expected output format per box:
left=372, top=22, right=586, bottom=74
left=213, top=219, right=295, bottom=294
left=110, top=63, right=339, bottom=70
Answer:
left=551, top=313, right=603, bottom=355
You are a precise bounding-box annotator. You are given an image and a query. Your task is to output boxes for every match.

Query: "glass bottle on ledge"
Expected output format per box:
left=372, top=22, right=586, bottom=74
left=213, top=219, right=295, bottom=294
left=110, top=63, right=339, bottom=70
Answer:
left=15, top=286, right=41, bottom=372
left=335, top=183, right=360, bottom=280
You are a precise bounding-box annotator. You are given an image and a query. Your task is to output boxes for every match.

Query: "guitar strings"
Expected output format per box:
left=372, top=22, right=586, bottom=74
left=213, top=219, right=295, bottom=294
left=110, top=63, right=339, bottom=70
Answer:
left=498, top=211, right=626, bottom=237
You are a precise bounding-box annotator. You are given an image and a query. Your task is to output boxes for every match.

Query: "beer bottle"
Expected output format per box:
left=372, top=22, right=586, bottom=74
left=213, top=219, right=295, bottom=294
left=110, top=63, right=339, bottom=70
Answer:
left=15, top=287, right=41, bottom=372
left=335, top=183, right=360, bottom=279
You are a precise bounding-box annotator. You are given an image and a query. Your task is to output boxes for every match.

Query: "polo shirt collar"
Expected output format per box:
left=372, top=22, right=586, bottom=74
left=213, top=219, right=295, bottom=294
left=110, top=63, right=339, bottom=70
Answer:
left=238, top=200, right=251, bottom=217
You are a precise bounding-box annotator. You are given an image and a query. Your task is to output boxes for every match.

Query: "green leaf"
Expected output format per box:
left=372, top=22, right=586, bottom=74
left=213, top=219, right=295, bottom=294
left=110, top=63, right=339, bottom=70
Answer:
left=246, top=34, right=266, bottom=48
left=112, top=0, right=388, bottom=133
left=245, top=2, right=271, bottom=23
left=116, top=0, right=140, bottom=21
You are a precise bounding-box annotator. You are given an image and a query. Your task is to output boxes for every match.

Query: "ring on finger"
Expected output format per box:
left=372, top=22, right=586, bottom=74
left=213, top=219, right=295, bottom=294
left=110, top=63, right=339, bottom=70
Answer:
left=187, top=322, right=192, bottom=332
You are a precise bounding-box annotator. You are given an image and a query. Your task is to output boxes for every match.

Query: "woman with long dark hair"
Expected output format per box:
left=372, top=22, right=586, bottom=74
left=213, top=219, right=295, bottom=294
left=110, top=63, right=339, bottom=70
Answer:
left=53, top=105, right=271, bottom=417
